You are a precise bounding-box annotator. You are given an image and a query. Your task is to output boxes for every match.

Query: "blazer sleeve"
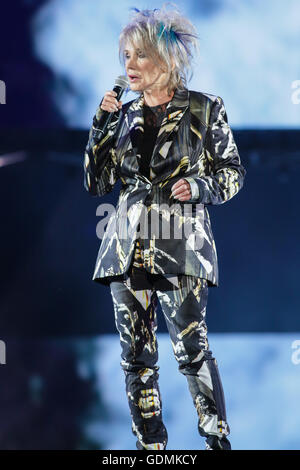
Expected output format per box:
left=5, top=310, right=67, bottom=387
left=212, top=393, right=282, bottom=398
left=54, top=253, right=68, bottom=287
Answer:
left=186, top=96, right=246, bottom=205
left=83, top=100, right=121, bottom=197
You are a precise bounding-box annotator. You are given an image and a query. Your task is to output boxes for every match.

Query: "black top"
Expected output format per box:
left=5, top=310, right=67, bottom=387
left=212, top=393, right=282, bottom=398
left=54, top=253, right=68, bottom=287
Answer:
left=139, top=100, right=170, bottom=179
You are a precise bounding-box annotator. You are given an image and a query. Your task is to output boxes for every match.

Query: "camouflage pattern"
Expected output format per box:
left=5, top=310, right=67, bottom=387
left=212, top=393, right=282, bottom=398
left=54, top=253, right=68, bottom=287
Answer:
left=83, top=86, right=246, bottom=287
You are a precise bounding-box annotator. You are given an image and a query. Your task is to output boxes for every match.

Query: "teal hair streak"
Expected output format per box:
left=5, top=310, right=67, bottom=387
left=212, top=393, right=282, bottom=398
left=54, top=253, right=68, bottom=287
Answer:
left=157, top=22, right=177, bottom=50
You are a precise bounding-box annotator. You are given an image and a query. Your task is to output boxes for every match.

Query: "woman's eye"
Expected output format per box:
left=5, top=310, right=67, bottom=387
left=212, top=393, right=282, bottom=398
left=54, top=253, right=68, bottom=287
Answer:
left=124, top=52, right=146, bottom=60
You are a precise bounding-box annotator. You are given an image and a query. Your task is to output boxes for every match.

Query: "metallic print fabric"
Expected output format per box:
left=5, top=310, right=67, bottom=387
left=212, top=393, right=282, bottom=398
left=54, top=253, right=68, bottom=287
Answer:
left=83, top=86, right=246, bottom=288
left=110, top=270, right=231, bottom=450
left=83, top=86, right=242, bottom=450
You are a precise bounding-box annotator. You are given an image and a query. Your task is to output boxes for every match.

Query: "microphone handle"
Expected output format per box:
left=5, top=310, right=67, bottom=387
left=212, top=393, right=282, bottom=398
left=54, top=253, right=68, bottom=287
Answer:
left=94, top=84, right=126, bottom=137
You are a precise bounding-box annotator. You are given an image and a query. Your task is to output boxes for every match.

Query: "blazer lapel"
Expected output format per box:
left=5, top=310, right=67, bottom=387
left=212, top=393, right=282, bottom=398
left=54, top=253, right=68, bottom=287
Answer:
left=124, top=92, right=144, bottom=154
left=152, top=86, right=189, bottom=160
left=124, top=86, right=190, bottom=182
left=151, top=87, right=189, bottom=182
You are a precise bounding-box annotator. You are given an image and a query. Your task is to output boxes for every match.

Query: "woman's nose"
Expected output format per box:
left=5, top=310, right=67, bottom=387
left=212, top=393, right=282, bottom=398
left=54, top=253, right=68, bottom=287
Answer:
left=126, top=56, right=137, bottom=68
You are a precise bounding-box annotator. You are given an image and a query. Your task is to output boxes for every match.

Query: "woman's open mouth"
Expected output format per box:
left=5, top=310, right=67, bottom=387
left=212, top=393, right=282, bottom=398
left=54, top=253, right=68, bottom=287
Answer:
left=129, top=75, right=141, bottom=82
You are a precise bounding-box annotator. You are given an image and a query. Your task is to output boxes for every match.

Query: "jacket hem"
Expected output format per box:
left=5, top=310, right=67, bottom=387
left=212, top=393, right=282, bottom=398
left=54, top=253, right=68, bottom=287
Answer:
left=92, top=272, right=218, bottom=288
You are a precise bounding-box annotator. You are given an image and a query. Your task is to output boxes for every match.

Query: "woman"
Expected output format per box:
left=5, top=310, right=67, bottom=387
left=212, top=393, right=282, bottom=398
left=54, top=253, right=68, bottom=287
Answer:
left=84, top=4, right=246, bottom=450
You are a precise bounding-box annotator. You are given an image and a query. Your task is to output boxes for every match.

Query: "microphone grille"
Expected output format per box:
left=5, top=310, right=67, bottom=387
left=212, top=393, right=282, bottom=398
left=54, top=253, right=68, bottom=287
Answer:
left=115, top=75, right=130, bottom=89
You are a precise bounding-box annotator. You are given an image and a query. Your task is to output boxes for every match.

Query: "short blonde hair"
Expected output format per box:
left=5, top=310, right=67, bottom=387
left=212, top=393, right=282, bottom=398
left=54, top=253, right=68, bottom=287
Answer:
left=119, top=2, right=200, bottom=96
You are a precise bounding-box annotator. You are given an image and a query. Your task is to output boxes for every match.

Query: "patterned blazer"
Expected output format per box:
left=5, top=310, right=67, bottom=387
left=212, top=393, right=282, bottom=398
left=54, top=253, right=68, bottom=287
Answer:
left=83, top=86, right=246, bottom=287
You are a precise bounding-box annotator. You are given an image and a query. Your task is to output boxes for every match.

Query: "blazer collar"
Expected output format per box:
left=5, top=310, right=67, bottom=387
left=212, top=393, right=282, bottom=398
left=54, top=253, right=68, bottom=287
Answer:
left=126, top=86, right=189, bottom=116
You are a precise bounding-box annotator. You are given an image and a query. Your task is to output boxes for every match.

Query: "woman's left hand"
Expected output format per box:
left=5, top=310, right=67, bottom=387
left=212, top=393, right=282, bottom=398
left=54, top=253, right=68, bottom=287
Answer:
left=171, top=179, right=192, bottom=201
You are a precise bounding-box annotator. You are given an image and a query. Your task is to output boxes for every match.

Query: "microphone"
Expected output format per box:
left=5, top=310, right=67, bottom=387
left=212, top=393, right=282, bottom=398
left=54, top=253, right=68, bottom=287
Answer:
left=94, top=75, right=130, bottom=137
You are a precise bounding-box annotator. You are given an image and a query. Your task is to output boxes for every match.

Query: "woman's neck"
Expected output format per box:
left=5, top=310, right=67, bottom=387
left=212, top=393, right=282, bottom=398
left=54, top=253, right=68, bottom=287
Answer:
left=143, top=88, right=175, bottom=107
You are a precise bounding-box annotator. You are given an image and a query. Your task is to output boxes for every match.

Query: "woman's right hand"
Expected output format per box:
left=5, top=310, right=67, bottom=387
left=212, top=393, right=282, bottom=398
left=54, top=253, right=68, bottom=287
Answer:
left=100, top=90, right=122, bottom=113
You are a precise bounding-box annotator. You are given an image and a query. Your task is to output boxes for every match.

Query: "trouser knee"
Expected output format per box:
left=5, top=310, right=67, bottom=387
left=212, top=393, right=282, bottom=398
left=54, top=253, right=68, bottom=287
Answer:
left=177, top=347, right=213, bottom=376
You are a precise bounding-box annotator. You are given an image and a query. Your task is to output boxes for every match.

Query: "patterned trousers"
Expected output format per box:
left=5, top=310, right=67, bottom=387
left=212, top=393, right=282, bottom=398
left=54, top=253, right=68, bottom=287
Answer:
left=109, top=238, right=231, bottom=450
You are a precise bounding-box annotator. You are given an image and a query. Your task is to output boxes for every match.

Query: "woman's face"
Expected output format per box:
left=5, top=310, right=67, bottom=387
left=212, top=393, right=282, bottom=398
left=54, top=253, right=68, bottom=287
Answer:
left=124, top=42, right=171, bottom=93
